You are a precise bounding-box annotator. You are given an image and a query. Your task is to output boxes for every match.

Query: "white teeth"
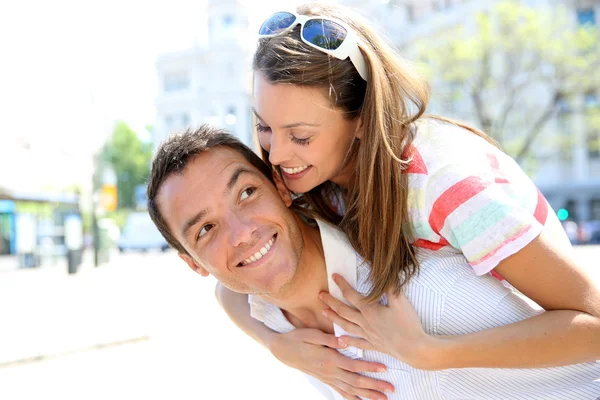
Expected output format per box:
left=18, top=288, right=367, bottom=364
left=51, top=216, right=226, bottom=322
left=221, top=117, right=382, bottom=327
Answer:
left=241, top=237, right=275, bottom=266
left=281, top=165, right=309, bottom=175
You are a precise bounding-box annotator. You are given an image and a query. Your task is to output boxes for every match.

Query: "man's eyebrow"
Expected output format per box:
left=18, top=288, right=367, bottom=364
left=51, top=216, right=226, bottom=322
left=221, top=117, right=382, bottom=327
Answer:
left=252, top=107, right=319, bottom=130
left=182, top=209, right=206, bottom=238
left=226, top=167, right=258, bottom=194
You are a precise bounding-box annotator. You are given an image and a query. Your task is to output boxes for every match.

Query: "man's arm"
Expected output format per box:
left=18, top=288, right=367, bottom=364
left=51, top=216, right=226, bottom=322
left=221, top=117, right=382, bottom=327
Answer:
left=214, top=283, right=277, bottom=348
left=215, top=283, right=396, bottom=400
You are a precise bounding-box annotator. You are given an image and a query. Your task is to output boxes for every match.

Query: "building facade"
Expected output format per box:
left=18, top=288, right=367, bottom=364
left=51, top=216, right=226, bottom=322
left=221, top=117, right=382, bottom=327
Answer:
left=154, top=0, right=255, bottom=148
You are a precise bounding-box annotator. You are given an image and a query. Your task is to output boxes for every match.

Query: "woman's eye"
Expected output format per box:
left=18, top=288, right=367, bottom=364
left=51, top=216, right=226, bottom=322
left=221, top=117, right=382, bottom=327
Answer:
left=255, top=123, right=271, bottom=133
left=291, top=136, right=310, bottom=146
left=240, top=187, right=255, bottom=201
left=198, top=224, right=213, bottom=239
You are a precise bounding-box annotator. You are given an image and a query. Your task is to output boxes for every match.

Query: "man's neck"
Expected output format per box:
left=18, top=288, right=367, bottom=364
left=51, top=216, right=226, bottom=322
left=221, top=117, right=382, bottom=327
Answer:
left=262, top=215, right=333, bottom=333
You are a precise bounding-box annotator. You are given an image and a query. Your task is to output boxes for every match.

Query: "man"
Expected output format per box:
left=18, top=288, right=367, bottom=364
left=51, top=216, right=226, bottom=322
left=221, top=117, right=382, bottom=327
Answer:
left=147, top=126, right=600, bottom=400
left=146, top=125, right=378, bottom=399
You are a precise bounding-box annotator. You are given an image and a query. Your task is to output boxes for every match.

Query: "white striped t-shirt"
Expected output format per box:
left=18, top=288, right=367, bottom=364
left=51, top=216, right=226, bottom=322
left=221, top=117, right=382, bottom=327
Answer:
left=249, top=220, right=600, bottom=400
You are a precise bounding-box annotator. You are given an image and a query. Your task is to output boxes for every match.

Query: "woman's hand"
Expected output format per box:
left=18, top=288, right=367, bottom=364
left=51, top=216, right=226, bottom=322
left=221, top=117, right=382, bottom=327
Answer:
left=320, top=274, right=436, bottom=370
left=269, top=328, right=395, bottom=400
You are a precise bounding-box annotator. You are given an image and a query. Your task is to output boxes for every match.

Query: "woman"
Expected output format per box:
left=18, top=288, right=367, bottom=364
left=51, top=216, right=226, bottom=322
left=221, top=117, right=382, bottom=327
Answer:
left=216, top=3, right=600, bottom=399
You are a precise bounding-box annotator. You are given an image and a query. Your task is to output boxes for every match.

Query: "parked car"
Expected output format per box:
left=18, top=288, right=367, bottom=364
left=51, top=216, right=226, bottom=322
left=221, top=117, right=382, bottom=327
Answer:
left=117, top=212, right=169, bottom=253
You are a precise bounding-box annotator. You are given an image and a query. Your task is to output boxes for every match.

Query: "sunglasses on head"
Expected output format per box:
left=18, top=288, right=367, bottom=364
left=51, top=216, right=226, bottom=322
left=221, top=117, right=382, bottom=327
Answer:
left=258, top=11, right=369, bottom=82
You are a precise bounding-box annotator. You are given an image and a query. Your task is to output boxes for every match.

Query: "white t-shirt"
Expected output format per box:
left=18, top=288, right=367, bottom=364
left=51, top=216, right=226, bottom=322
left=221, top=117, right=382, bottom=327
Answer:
left=249, top=220, right=600, bottom=400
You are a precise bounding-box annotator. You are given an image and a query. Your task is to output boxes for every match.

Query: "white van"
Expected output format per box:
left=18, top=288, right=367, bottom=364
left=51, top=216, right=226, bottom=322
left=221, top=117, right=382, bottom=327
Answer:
left=117, top=212, right=169, bottom=252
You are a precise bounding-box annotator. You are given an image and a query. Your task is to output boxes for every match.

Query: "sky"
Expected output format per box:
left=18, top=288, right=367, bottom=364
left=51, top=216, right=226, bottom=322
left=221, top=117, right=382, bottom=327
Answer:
left=0, top=0, right=294, bottom=154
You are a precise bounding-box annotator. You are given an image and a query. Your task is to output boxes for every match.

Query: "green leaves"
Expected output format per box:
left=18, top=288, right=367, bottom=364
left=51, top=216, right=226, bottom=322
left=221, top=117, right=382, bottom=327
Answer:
left=413, top=0, right=600, bottom=164
left=101, top=122, right=152, bottom=210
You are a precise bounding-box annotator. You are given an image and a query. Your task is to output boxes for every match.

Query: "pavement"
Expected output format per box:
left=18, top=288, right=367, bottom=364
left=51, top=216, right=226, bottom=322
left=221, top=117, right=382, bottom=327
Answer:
left=0, top=250, right=322, bottom=400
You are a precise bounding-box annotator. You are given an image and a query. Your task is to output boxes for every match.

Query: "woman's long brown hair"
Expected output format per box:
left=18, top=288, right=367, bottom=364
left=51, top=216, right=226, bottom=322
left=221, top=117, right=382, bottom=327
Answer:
left=253, top=3, right=498, bottom=302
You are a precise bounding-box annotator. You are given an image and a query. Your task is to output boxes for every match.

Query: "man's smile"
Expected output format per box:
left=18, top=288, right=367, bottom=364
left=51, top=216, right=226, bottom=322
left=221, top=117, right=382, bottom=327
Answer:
left=238, top=234, right=277, bottom=267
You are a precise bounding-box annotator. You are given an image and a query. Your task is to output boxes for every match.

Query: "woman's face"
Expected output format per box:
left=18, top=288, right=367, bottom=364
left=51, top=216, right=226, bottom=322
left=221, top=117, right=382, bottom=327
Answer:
left=253, top=73, right=360, bottom=193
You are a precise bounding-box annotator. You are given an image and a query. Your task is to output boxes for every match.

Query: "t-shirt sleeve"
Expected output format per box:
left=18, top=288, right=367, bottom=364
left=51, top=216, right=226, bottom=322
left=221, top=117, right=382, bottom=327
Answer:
left=424, top=153, right=549, bottom=275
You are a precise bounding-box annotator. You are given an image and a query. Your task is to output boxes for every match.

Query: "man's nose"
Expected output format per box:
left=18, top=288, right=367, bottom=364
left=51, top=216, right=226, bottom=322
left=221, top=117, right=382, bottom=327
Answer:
left=227, top=214, right=258, bottom=248
left=268, top=133, right=292, bottom=166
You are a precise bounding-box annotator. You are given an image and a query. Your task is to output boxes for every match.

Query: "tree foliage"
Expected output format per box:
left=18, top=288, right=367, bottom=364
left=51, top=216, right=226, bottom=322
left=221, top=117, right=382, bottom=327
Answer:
left=101, top=122, right=153, bottom=209
left=414, top=0, right=600, bottom=164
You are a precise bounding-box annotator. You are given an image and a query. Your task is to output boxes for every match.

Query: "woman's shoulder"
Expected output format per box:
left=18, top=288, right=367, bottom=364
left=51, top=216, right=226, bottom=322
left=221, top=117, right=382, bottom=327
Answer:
left=410, top=117, right=520, bottom=180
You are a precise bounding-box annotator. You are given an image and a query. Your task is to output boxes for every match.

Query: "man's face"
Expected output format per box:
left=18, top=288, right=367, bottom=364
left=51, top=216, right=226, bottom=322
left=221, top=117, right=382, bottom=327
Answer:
left=157, top=146, right=304, bottom=296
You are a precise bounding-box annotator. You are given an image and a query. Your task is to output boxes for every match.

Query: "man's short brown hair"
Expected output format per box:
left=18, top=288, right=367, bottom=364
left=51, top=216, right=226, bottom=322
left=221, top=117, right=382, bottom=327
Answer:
left=147, top=124, right=274, bottom=255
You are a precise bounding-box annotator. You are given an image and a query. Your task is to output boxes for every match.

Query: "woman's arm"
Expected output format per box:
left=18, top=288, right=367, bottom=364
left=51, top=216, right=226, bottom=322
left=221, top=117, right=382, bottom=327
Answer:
left=428, top=229, right=600, bottom=370
left=320, top=230, right=600, bottom=371
left=215, top=283, right=395, bottom=400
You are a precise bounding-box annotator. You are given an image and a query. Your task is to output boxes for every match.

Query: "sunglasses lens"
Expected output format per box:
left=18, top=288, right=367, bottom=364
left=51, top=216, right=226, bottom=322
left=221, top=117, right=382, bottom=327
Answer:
left=259, top=12, right=297, bottom=35
left=302, top=19, right=347, bottom=50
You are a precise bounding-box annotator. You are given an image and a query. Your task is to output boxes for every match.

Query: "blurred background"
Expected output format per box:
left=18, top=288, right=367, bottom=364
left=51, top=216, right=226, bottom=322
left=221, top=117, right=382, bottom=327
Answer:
left=0, top=0, right=598, bottom=399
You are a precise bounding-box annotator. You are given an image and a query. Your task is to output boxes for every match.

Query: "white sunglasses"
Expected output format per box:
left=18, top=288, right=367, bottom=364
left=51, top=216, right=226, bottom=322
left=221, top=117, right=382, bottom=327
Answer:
left=258, top=11, right=369, bottom=81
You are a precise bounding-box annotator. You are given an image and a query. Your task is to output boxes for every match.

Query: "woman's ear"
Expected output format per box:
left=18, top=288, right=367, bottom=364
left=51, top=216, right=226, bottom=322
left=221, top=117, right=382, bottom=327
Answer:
left=355, top=117, right=364, bottom=139
left=272, top=171, right=293, bottom=207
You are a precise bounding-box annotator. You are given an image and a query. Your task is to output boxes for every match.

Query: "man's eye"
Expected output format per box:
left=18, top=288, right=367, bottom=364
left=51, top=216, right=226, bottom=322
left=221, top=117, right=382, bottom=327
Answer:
left=240, top=187, right=255, bottom=201
left=198, top=224, right=213, bottom=239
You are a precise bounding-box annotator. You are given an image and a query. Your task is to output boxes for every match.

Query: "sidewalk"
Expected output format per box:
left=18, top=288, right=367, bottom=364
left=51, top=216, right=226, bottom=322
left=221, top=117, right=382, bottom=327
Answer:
left=0, top=250, right=323, bottom=400
left=0, top=250, right=147, bottom=366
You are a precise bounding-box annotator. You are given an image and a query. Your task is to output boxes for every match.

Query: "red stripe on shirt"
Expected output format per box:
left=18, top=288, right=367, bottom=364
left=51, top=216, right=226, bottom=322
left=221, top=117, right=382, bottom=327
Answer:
left=413, top=238, right=450, bottom=250
left=487, top=153, right=510, bottom=184
left=404, top=146, right=428, bottom=175
left=429, top=176, right=491, bottom=234
left=490, top=270, right=504, bottom=281
left=533, top=189, right=548, bottom=225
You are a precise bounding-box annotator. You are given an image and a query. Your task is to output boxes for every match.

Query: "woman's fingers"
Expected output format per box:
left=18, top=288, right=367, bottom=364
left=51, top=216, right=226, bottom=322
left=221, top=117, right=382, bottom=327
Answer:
left=333, top=378, right=389, bottom=400
left=298, top=328, right=346, bottom=349
left=337, top=354, right=387, bottom=374
left=322, top=308, right=363, bottom=337
left=338, top=335, right=377, bottom=351
left=320, top=292, right=363, bottom=325
left=338, top=370, right=395, bottom=395
left=332, top=273, right=368, bottom=309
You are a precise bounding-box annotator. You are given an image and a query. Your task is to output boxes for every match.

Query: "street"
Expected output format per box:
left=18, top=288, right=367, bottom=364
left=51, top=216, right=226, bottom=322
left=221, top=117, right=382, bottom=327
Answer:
left=0, top=251, right=322, bottom=400
left=0, top=246, right=598, bottom=400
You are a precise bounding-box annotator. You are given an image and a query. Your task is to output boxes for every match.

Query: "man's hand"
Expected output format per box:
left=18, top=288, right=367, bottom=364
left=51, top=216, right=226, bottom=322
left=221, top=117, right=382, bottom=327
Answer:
left=269, top=328, right=395, bottom=400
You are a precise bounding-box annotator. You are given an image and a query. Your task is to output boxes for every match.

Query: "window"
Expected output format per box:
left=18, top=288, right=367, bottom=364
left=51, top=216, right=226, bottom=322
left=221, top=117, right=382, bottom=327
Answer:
left=577, top=8, right=596, bottom=26
left=164, top=71, right=190, bottom=92
left=591, top=198, right=600, bottom=221
left=165, top=115, right=173, bottom=127
left=223, top=15, right=234, bottom=27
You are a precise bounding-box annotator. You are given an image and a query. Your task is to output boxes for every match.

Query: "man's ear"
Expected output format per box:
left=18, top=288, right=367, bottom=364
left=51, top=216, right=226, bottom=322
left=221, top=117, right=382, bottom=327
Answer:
left=178, top=253, right=210, bottom=277
left=272, top=171, right=293, bottom=207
